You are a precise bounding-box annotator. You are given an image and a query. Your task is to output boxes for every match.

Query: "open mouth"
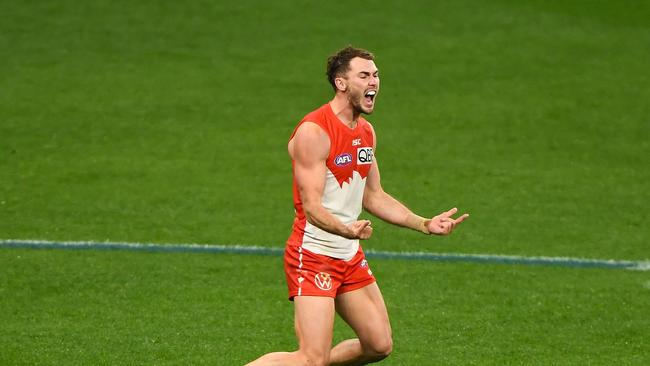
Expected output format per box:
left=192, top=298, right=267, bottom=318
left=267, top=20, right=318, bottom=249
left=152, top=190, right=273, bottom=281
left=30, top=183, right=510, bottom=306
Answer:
left=364, top=90, right=377, bottom=104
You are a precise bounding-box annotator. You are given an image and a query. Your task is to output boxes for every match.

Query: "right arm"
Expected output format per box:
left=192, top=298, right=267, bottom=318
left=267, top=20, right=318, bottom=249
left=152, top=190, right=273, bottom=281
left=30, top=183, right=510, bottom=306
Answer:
left=289, top=122, right=372, bottom=240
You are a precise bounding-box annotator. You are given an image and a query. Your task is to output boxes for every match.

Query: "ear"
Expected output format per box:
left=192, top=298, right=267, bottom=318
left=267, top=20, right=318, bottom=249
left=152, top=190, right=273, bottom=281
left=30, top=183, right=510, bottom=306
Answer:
left=335, top=77, right=347, bottom=92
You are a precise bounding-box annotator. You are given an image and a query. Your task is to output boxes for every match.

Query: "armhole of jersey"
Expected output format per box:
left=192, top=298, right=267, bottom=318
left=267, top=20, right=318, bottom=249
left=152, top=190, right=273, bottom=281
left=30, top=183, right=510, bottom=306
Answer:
left=365, top=121, right=376, bottom=150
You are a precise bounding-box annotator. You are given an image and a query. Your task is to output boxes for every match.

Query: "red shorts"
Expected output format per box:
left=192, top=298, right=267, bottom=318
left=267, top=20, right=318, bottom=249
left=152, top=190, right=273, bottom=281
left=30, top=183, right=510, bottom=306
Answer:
left=284, top=244, right=376, bottom=300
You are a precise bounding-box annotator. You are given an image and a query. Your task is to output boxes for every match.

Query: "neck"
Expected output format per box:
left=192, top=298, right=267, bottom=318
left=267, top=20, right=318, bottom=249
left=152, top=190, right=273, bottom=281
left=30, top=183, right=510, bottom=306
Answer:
left=330, top=94, right=360, bottom=128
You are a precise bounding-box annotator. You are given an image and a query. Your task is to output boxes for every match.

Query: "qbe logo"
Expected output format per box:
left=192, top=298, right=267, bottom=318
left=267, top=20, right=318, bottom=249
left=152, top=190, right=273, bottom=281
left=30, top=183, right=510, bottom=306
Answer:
left=357, top=147, right=374, bottom=165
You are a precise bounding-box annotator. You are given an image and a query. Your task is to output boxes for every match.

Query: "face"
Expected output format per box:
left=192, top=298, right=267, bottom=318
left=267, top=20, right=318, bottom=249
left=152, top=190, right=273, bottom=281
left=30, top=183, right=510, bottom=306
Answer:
left=337, top=57, right=380, bottom=115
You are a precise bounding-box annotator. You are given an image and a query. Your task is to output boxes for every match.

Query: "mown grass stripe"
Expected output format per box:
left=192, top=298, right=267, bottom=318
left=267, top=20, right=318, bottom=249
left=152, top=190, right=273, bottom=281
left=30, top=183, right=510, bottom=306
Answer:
left=1, top=239, right=648, bottom=271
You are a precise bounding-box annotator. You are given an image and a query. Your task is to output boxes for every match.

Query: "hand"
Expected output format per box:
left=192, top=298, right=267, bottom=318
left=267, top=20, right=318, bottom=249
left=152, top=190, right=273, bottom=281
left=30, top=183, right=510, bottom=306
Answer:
left=346, top=220, right=373, bottom=240
left=426, top=207, right=469, bottom=236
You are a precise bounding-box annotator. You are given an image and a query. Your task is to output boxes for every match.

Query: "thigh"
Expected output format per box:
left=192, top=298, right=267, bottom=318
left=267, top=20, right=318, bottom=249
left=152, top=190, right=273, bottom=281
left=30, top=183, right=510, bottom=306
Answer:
left=294, top=296, right=336, bottom=356
left=334, top=283, right=392, bottom=348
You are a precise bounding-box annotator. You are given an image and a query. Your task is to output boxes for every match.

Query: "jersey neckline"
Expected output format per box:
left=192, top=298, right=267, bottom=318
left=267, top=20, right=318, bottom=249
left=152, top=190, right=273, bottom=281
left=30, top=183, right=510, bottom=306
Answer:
left=326, top=103, right=365, bottom=133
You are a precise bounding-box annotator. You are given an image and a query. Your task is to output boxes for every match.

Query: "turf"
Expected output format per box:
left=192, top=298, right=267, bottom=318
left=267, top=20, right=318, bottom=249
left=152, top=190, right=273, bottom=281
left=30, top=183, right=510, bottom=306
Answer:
left=1, top=249, right=648, bottom=365
left=1, top=0, right=649, bottom=364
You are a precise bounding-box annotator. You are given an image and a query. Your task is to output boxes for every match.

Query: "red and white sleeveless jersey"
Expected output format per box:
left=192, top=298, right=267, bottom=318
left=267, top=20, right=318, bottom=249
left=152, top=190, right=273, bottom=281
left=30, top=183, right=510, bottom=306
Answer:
left=287, top=103, right=375, bottom=260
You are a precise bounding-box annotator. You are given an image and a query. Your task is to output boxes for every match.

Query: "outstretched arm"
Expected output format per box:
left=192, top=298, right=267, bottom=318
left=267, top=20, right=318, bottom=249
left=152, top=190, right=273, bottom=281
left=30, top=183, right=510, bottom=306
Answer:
left=290, top=122, right=372, bottom=240
left=362, top=158, right=468, bottom=235
left=362, top=125, right=468, bottom=235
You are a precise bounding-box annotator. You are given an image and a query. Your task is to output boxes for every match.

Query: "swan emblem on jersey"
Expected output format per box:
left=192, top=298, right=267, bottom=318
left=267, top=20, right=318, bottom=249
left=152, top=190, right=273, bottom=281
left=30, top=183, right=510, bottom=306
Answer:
left=314, top=272, right=333, bottom=291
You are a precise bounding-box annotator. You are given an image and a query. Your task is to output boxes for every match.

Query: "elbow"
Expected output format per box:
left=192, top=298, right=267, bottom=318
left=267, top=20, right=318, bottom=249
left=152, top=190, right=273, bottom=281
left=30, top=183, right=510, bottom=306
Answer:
left=362, top=189, right=382, bottom=214
left=362, top=199, right=374, bottom=214
left=302, top=201, right=320, bottom=224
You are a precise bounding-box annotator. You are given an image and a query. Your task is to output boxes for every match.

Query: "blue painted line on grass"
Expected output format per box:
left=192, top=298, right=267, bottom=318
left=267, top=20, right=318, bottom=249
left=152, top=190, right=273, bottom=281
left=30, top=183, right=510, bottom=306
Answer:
left=0, top=239, right=284, bottom=256
left=364, top=250, right=649, bottom=271
left=1, top=239, right=648, bottom=271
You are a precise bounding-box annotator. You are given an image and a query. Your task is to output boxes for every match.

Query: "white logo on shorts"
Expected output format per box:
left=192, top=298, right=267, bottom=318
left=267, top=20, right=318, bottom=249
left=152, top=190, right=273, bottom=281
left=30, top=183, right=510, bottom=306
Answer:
left=314, top=272, right=333, bottom=291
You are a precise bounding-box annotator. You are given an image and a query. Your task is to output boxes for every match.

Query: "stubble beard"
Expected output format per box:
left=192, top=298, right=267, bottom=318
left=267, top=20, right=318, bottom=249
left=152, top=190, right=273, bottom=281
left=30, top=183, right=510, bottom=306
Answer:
left=349, top=91, right=374, bottom=116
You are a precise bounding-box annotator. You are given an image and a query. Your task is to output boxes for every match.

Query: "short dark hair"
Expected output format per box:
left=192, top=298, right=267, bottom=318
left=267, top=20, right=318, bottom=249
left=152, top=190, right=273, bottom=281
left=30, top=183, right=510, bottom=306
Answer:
left=326, top=46, right=375, bottom=90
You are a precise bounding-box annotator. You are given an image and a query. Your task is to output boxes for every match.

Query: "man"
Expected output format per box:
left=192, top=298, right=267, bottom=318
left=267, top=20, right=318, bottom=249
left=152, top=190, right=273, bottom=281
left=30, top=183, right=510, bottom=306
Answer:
left=247, top=46, right=468, bottom=366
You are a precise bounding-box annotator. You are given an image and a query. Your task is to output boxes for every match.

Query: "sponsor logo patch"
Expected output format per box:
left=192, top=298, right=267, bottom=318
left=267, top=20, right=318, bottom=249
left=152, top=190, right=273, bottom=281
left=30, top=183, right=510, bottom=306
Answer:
left=352, top=138, right=362, bottom=146
left=334, top=153, right=353, bottom=166
left=357, top=147, right=374, bottom=165
left=314, top=272, right=333, bottom=291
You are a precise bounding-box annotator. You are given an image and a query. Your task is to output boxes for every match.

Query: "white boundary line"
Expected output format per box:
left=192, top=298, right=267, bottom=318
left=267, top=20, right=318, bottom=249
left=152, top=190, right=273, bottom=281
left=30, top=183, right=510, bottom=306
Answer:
left=1, top=238, right=648, bottom=271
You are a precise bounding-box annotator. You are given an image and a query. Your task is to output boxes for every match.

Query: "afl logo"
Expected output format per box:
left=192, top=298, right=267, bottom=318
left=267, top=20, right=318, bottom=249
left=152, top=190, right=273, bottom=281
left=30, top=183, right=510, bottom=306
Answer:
left=314, top=272, right=333, bottom=291
left=357, top=147, right=374, bottom=165
left=334, top=153, right=353, bottom=166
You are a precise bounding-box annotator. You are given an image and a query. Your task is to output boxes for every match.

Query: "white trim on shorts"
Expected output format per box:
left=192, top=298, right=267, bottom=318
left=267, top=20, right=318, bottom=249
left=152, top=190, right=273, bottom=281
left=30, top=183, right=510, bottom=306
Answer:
left=297, top=246, right=304, bottom=296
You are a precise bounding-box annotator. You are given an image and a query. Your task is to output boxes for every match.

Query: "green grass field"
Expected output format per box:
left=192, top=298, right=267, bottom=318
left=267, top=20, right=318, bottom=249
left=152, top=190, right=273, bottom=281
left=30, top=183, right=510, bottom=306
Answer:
left=1, top=0, right=649, bottom=364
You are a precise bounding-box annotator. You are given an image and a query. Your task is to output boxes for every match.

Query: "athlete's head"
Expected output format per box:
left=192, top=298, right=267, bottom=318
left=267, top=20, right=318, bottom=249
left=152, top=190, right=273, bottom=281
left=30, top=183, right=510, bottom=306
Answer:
left=327, top=46, right=379, bottom=115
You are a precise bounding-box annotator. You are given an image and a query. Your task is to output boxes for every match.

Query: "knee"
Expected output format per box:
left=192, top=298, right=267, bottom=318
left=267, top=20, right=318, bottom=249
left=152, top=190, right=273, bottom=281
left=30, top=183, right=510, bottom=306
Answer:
left=364, top=336, right=393, bottom=361
left=375, top=337, right=393, bottom=359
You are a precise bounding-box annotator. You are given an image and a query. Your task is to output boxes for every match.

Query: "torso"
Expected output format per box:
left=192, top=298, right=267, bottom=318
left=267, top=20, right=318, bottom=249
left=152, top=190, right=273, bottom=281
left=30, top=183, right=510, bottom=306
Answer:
left=287, top=103, right=375, bottom=260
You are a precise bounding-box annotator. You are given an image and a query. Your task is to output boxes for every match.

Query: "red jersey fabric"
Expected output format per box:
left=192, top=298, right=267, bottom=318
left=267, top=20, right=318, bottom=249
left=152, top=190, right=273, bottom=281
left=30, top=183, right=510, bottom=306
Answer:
left=287, top=103, right=375, bottom=260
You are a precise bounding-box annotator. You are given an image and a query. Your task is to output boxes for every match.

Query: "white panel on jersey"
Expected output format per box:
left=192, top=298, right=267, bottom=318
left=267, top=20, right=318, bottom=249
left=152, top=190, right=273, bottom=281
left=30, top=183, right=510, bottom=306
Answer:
left=302, top=170, right=367, bottom=261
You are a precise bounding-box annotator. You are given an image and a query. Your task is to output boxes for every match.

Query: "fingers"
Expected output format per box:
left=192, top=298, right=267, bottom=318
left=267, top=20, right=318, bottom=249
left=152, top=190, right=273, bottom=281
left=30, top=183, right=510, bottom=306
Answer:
left=453, top=213, right=469, bottom=225
left=351, top=220, right=370, bottom=231
left=440, top=207, right=458, bottom=218
left=358, top=220, right=371, bottom=230
left=439, top=208, right=469, bottom=223
left=429, top=209, right=469, bottom=235
left=349, top=220, right=372, bottom=239
left=359, top=225, right=373, bottom=240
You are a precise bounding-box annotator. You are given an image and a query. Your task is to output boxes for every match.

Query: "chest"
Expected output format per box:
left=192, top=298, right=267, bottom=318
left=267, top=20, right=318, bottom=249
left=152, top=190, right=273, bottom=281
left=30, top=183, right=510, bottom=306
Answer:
left=327, top=131, right=374, bottom=183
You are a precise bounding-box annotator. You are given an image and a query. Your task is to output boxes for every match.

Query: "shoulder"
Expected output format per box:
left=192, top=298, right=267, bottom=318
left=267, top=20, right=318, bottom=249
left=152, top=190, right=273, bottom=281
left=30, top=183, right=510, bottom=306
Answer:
left=295, top=121, right=328, bottom=139
left=290, top=122, right=330, bottom=160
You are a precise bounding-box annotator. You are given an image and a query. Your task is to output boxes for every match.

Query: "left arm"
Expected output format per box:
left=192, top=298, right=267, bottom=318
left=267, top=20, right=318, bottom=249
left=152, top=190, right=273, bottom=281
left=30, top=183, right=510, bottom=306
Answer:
left=362, top=128, right=468, bottom=236
left=362, top=158, right=428, bottom=232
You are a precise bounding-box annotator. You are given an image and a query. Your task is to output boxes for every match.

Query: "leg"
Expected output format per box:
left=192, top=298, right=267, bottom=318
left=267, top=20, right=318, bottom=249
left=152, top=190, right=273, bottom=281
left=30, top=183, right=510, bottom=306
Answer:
left=246, top=296, right=335, bottom=366
left=329, top=283, right=393, bottom=365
